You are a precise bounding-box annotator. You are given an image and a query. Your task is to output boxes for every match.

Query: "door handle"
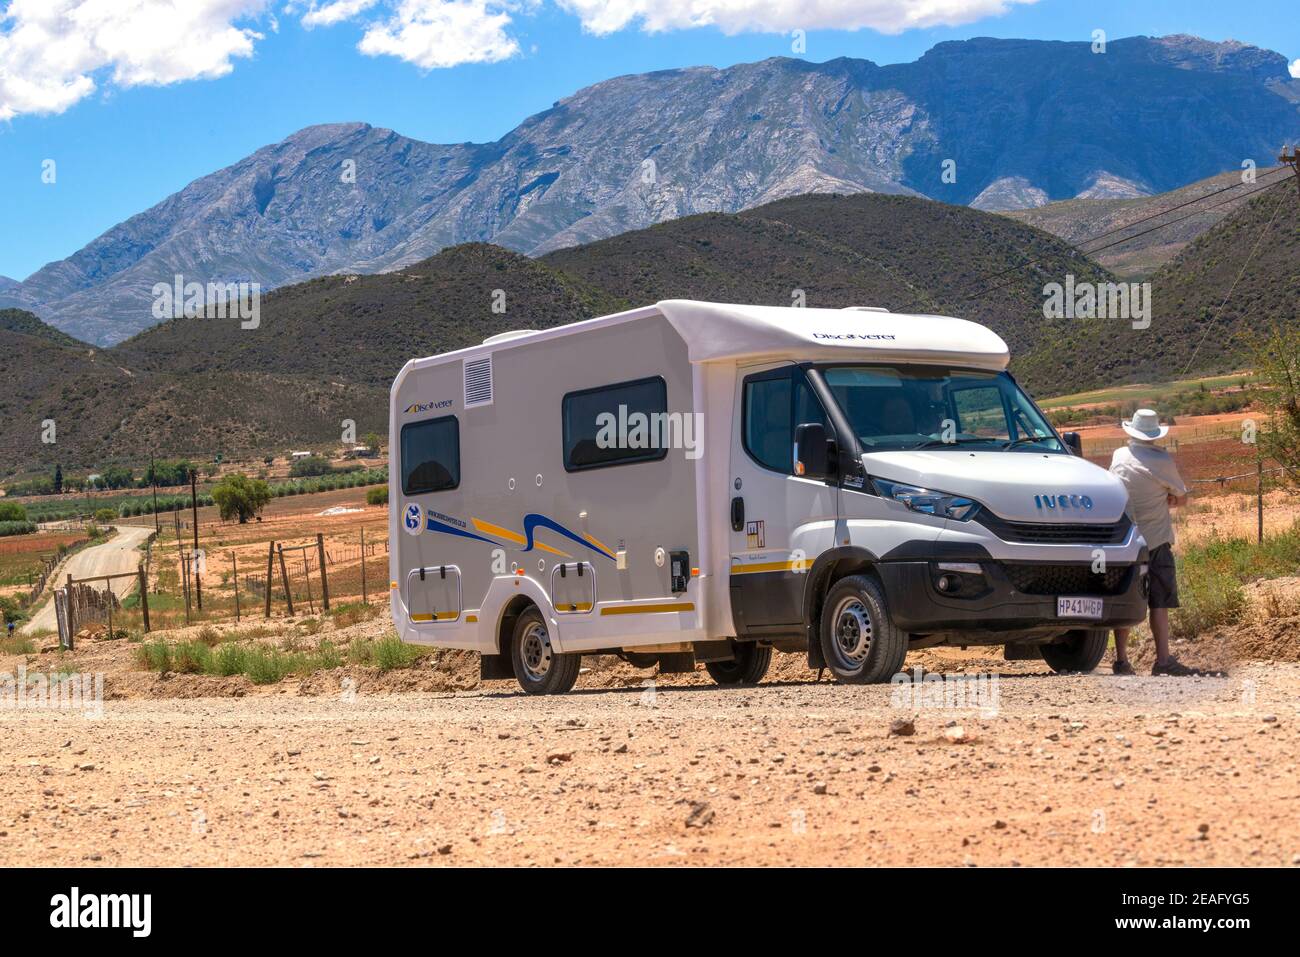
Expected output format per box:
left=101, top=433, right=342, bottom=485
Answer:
left=730, top=496, right=745, bottom=532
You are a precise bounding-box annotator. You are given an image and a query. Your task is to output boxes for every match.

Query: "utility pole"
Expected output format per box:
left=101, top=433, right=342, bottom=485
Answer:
left=1281, top=145, right=1300, bottom=198
left=190, top=468, right=202, bottom=610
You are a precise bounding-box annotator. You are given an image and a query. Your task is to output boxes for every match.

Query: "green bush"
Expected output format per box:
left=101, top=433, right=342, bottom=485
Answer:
left=0, top=502, right=28, bottom=522
left=0, top=520, right=37, bottom=537
left=366, top=486, right=388, bottom=506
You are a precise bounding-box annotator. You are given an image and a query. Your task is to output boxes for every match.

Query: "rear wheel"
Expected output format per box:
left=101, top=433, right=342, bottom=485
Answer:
left=705, top=641, right=772, bottom=685
left=819, top=574, right=908, bottom=684
left=1041, top=628, right=1109, bottom=674
left=510, top=607, right=580, bottom=695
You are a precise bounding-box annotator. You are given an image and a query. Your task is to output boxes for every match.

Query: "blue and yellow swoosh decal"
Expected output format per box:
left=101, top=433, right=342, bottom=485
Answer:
left=423, top=511, right=614, bottom=561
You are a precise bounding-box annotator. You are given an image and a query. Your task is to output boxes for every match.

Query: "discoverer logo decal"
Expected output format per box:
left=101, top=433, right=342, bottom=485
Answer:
left=812, top=332, right=897, bottom=341
left=404, top=399, right=453, bottom=415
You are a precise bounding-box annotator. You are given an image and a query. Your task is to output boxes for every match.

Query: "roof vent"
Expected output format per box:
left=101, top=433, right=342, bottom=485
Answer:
left=482, top=329, right=536, bottom=345
left=842, top=306, right=890, bottom=313
left=464, top=356, right=493, bottom=408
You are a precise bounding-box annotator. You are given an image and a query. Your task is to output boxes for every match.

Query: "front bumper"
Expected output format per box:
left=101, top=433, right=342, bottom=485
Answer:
left=877, top=559, right=1149, bottom=634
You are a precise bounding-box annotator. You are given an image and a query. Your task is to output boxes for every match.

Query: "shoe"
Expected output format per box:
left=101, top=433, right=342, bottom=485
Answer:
left=1112, top=659, right=1136, bottom=676
left=1151, top=657, right=1208, bottom=677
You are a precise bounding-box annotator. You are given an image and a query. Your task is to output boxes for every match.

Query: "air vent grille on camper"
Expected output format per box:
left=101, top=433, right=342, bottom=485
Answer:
left=464, top=355, right=493, bottom=408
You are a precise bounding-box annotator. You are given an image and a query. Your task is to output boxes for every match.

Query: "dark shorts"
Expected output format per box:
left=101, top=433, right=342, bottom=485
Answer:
left=1148, top=543, right=1179, bottom=609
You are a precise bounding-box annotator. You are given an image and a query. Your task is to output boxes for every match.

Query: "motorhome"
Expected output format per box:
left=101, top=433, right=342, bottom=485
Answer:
left=389, top=301, right=1149, bottom=694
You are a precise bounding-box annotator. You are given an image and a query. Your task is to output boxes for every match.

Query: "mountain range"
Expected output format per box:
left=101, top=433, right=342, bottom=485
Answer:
left=3, top=33, right=1298, bottom=345
left=5, top=179, right=1293, bottom=473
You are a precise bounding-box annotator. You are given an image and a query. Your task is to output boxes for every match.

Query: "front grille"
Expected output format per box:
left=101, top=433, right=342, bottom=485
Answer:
left=976, top=512, right=1132, bottom=545
left=1003, top=563, right=1129, bottom=596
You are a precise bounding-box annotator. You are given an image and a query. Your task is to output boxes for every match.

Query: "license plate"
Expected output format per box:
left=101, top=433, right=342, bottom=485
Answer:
left=1058, top=596, right=1103, bottom=619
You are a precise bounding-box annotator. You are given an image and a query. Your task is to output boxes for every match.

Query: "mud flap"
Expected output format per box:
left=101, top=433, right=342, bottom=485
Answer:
left=480, top=653, right=514, bottom=680
left=657, top=651, right=696, bottom=674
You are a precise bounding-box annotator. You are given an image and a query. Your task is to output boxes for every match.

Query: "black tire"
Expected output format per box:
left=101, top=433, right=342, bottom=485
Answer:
left=705, top=641, right=772, bottom=685
left=1041, top=628, right=1109, bottom=674
left=819, top=574, right=908, bottom=684
left=509, top=607, right=580, bottom=695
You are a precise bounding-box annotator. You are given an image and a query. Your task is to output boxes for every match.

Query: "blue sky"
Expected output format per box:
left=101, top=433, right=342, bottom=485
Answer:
left=1, top=0, right=1298, bottom=281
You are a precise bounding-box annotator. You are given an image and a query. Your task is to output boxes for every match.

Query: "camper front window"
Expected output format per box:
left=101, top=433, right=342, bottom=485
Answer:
left=819, top=366, right=1062, bottom=454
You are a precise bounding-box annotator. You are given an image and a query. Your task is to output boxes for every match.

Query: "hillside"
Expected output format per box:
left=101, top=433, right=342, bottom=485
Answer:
left=113, top=193, right=1113, bottom=397
left=1006, top=167, right=1291, bottom=278
left=5, top=34, right=1298, bottom=345
left=0, top=321, right=385, bottom=474
left=112, top=244, right=626, bottom=387
left=543, top=193, right=1114, bottom=365
left=1013, top=179, right=1300, bottom=388
left=0, top=308, right=85, bottom=348
left=4, top=182, right=1293, bottom=469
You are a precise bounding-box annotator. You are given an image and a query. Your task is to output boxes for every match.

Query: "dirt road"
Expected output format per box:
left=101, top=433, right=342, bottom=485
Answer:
left=22, top=526, right=153, bottom=634
left=1, top=660, right=1295, bottom=866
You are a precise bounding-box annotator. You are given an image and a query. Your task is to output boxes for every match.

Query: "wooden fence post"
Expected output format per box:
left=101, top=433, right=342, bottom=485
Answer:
left=138, top=563, right=150, bottom=633
left=264, top=541, right=275, bottom=618
left=316, top=533, right=330, bottom=611
left=232, top=551, right=241, bottom=622
left=278, top=544, right=294, bottom=617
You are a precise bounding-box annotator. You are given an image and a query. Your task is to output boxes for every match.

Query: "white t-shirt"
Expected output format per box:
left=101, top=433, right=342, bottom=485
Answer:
left=1109, top=440, right=1189, bottom=550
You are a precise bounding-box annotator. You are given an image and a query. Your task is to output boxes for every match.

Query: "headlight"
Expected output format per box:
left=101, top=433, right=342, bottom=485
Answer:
left=872, top=479, right=980, bottom=521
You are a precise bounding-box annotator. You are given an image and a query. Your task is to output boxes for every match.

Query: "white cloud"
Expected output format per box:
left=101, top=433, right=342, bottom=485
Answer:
left=357, top=1, right=520, bottom=69
left=555, top=0, right=1037, bottom=36
left=0, top=0, right=267, bottom=120
left=1290, top=58, right=1300, bottom=79
left=301, top=0, right=380, bottom=29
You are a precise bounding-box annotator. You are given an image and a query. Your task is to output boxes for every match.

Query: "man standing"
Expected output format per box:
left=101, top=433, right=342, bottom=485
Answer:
left=1109, top=409, right=1204, bottom=677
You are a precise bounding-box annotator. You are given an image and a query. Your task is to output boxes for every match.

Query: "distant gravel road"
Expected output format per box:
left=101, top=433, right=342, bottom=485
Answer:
left=22, top=525, right=153, bottom=634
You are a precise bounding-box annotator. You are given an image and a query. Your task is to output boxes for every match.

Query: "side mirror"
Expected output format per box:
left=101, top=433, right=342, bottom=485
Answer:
left=794, top=422, right=831, bottom=479
left=1062, top=431, right=1083, bottom=456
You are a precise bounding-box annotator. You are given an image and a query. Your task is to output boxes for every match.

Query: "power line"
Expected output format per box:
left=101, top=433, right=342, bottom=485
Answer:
left=919, top=175, right=1293, bottom=314
left=1178, top=185, right=1292, bottom=379
left=898, top=165, right=1292, bottom=312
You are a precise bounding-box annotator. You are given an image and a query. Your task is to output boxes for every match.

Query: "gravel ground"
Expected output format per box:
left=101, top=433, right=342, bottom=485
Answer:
left=2, top=659, right=1297, bottom=867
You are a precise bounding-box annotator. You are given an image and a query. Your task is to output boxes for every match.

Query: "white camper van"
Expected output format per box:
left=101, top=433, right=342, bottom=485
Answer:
left=389, top=301, right=1149, bottom=694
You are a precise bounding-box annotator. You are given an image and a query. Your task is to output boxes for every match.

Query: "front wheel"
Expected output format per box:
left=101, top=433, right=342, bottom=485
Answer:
left=819, top=574, right=908, bottom=684
left=510, top=607, right=580, bottom=695
left=1041, top=628, right=1109, bottom=674
left=705, top=641, right=772, bottom=685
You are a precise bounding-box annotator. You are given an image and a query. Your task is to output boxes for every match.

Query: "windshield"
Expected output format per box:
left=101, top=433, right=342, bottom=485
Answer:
left=819, top=365, right=1063, bottom=453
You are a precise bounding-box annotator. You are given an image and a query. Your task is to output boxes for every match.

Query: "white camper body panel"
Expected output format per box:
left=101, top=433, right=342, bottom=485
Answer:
left=389, top=300, right=1019, bottom=656
left=390, top=307, right=710, bottom=655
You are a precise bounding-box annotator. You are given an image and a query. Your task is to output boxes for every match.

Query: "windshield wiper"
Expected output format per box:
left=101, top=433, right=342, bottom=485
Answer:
left=908, top=437, right=1001, bottom=450
left=1003, top=435, right=1056, bottom=450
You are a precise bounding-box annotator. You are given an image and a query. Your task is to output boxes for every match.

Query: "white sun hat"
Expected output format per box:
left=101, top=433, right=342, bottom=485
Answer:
left=1122, top=408, right=1169, bottom=442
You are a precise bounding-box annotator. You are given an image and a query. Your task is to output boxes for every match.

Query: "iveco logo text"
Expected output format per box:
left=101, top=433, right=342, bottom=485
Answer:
left=813, top=333, right=897, bottom=341
left=1035, top=494, right=1094, bottom=510
left=404, top=399, right=453, bottom=415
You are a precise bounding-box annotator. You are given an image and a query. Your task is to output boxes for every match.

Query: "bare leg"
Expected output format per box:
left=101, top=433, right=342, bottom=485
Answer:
left=1150, top=607, right=1171, bottom=665
left=1113, top=627, right=1130, bottom=663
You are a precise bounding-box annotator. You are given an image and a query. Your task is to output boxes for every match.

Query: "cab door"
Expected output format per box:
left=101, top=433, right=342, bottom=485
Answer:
left=727, top=363, right=839, bottom=638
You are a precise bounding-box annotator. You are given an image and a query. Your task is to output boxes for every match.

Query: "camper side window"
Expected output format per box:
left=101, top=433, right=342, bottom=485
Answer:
left=562, top=376, right=669, bottom=471
left=743, top=368, right=828, bottom=474
left=401, top=416, right=460, bottom=494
